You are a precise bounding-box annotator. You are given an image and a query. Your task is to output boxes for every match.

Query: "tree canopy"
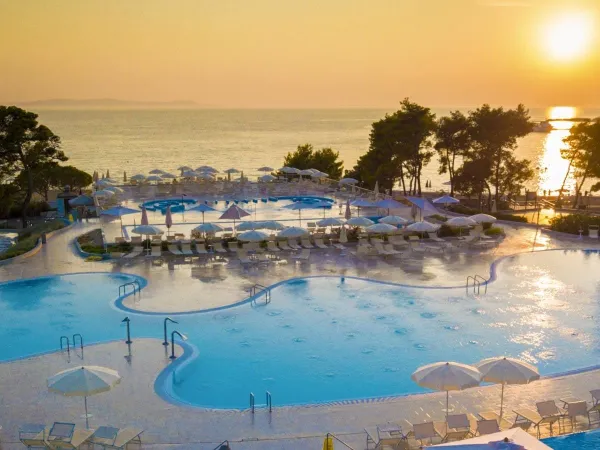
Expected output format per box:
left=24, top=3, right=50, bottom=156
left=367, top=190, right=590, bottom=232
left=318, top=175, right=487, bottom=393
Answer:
left=0, top=106, right=66, bottom=225
left=283, top=144, right=344, bottom=179
left=434, top=111, right=471, bottom=196
left=16, top=164, right=92, bottom=200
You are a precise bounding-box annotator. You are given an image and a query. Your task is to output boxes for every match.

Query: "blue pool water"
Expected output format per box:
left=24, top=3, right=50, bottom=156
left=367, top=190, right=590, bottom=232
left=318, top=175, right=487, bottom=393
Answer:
left=544, top=429, right=600, bottom=449
left=1, top=250, right=600, bottom=409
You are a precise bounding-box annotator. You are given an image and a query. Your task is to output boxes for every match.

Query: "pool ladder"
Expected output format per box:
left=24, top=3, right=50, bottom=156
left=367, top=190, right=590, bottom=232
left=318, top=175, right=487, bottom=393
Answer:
left=249, top=391, right=272, bottom=413
left=466, top=275, right=488, bottom=295
left=248, top=283, right=271, bottom=305
left=118, top=280, right=141, bottom=297
left=60, top=334, right=85, bottom=359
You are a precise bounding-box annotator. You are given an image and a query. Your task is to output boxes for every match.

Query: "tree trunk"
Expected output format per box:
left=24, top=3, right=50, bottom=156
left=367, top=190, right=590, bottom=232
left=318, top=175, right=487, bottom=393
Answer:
left=399, top=165, right=406, bottom=195
left=21, top=168, right=33, bottom=228
left=417, top=162, right=422, bottom=195
left=494, top=159, right=500, bottom=209
left=557, top=156, right=574, bottom=207
left=449, top=152, right=456, bottom=196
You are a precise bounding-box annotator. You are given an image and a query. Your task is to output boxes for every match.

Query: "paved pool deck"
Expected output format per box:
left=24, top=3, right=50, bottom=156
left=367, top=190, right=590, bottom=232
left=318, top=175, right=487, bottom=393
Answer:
left=1, top=218, right=600, bottom=448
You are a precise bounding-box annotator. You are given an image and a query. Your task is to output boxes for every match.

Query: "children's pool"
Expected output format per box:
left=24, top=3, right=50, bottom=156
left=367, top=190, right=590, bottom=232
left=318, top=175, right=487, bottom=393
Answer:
left=1, top=250, right=599, bottom=409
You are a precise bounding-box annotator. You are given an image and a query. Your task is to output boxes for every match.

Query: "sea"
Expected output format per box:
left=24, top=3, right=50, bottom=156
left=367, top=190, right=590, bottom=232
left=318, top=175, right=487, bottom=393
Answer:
left=36, top=107, right=600, bottom=195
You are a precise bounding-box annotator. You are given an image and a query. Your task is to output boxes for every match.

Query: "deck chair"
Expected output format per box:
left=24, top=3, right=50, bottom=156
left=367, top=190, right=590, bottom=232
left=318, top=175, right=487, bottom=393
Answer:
left=435, top=414, right=474, bottom=442
left=589, top=390, right=600, bottom=422
left=89, top=426, right=143, bottom=450
left=332, top=241, right=346, bottom=250
left=166, top=235, right=176, bottom=242
left=20, top=423, right=48, bottom=449
left=513, top=404, right=563, bottom=437
left=168, top=244, right=183, bottom=255
left=287, top=238, right=301, bottom=250
left=564, top=400, right=589, bottom=431
left=124, top=246, right=144, bottom=258
left=300, top=238, right=314, bottom=249
left=180, top=243, right=194, bottom=255
left=292, top=249, right=310, bottom=261
left=213, top=242, right=227, bottom=253
left=130, top=236, right=142, bottom=245
left=278, top=240, right=292, bottom=251
left=227, top=241, right=239, bottom=252
left=150, top=245, right=161, bottom=257
left=476, top=419, right=500, bottom=435
left=373, top=242, right=393, bottom=256
left=364, top=426, right=409, bottom=450
left=407, top=235, right=420, bottom=243
left=383, top=244, right=401, bottom=255
left=194, top=242, right=208, bottom=254
left=238, top=251, right=255, bottom=265
left=114, top=237, right=126, bottom=245
left=413, top=422, right=440, bottom=445
left=314, top=238, right=330, bottom=249
left=46, top=422, right=94, bottom=450
left=478, top=411, right=512, bottom=430
left=352, top=244, right=372, bottom=258
left=266, top=241, right=280, bottom=252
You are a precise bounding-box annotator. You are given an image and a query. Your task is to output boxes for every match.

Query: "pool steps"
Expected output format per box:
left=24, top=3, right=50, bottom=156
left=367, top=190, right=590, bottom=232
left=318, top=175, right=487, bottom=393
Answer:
left=249, top=391, right=273, bottom=413
left=466, top=274, right=488, bottom=295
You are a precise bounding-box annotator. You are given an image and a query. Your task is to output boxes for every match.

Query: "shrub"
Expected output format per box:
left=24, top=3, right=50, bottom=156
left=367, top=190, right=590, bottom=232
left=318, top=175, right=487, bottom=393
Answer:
left=549, top=214, right=600, bottom=235
left=494, top=213, right=527, bottom=223
left=19, top=220, right=65, bottom=241
left=485, top=226, right=505, bottom=236
left=85, top=255, right=103, bottom=262
left=0, top=220, right=66, bottom=261
left=437, top=224, right=461, bottom=237
left=80, top=244, right=106, bottom=254
left=428, top=214, right=448, bottom=222
left=9, top=200, right=52, bottom=219
left=446, top=204, right=527, bottom=223
left=448, top=204, right=479, bottom=215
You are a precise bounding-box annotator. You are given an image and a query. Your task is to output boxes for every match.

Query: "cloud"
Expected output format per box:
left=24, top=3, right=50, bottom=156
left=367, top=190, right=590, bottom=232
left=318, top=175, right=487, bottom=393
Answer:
left=478, top=0, right=531, bottom=6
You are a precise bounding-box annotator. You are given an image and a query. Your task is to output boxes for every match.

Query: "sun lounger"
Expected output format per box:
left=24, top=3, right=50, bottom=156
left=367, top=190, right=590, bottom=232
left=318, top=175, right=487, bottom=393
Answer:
left=150, top=246, right=161, bottom=257
left=332, top=242, right=345, bottom=250
left=89, top=426, right=144, bottom=450
left=352, top=244, right=372, bottom=257
left=168, top=244, right=183, bottom=255
left=227, top=241, right=239, bottom=252
left=46, top=422, right=95, bottom=450
left=478, top=411, right=512, bottom=430
left=130, top=236, right=142, bottom=245
left=267, top=241, right=281, bottom=252
left=364, top=425, right=409, bottom=450
left=20, top=423, right=49, bottom=449
left=434, top=414, right=474, bottom=442
left=292, top=249, right=310, bottom=261
left=408, top=235, right=420, bottom=243
left=300, top=238, right=314, bottom=249
left=383, top=244, right=401, bottom=255
left=476, top=419, right=500, bottom=435
left=166, top=235, right=176, bottom=242
left=238, top=251, right=255, bottom=265
left=194, top=242, right=207, bottom=254
left=562, top=400, right=589, bottom=431
left=373, top=242, right=393, bottom=256
left=314, top=238, right=329, bottom=249
left=288, top=239, right=301, bottom=250
left=114, top=237, right=126, bottom=244
left=124, top=246, right=144, bottom=258
left=413, top=421, right=440, bottom=445
left=213, top=242, right=227, bottom=253
left=180, top=243, right=193, bottom=255
left=589, top=390, right=600, bottom=421
left=278, top=240, right=292, bottom=251
left=513, top=403, right=564, bottom=437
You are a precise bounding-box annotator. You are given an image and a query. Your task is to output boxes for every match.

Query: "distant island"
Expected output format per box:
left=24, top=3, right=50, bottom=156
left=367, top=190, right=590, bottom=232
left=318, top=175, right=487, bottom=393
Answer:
left=12, top=98, right=207, bottom=109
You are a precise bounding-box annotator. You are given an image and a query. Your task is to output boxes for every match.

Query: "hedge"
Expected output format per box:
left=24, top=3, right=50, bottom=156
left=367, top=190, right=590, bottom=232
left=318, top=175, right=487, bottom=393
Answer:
left=447, top=204, right=528, bottom=223
left=0, top=220, right=66, bottom=261
left=549, top=214, right=600, bottom=236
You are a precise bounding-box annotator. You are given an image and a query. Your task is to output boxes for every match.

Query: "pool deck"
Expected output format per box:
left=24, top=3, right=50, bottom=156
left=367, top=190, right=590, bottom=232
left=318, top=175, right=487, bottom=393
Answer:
left=1, top=217, right=600, bottom=448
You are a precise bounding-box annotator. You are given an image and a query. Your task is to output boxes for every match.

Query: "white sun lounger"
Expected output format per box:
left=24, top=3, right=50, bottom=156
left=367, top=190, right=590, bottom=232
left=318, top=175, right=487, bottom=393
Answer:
left=300, top=238, right=314, bottom=249
left=89, top=426, right=144, bottom=450
left=180, top=243, right=193, bottom=255
left=124, top=246, right=144, bottom=258
left=213, top=242, right=227, bottom=253
left=194, top=242, right=208, bottom=254
left=151, top=246, right=162, bottom=257
left=383, top=244, right=402, bottom=255
left=314, top=238, right=329, bottom=249
left=292, top=249, right=310, bottom=261
left=168, top=244, right=183, bottom=255
left=278, top=240, right=292, bottom=251
left=332, top=242, right=345, bottom=250
left=288, top=239, right=301, bottom=250
left=267, top=241, right=280, bottom=252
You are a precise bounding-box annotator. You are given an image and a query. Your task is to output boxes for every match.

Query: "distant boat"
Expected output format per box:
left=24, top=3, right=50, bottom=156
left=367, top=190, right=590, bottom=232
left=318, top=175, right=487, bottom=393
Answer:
left=533, top=121, right=553, bottom=133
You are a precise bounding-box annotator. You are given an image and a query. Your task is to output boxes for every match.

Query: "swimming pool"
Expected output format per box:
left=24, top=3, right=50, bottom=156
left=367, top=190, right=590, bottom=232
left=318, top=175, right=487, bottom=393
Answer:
left=1, top=250, right=599, bottom=409
left=544, top=428, right=600, bottom=449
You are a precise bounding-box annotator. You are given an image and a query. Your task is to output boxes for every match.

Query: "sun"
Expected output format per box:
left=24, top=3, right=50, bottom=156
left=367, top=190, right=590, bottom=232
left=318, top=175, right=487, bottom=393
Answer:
left=542, top=12, right=594, bottom=62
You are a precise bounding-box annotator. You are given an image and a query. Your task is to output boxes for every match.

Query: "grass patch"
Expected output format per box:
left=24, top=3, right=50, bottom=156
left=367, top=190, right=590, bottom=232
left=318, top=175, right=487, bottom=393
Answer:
left=484, top=226, right=505, bottom=236
left=0, top=220, right=66, bottom=261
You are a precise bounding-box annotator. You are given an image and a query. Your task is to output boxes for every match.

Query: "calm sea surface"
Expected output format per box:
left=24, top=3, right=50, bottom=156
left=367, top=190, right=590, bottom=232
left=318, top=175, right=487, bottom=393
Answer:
left=36, top=108, right=600, bottom=194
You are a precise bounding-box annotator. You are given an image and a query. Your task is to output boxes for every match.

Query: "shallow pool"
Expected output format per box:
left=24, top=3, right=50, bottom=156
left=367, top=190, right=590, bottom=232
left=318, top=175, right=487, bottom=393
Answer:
left=1, top=250, right=599, bottom=409
left=544, top=428, right=600, bottom=449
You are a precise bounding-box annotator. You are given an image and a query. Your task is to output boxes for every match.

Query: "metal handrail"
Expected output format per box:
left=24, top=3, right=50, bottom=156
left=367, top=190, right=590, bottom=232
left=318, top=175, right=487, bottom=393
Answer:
left=265, top=391, right=272, bottom=412
left=466, top=276, right=481, bottom=295
left=249, top=392, right=255, bottom=413
left=72, top=334, right=84, bottom=353
left=211, top=440, right=230, bottom=450
left=119, top=282, right=140, bottom=297
left=474, top=275, right=488, bottom=294
left=325, top=433, right=356, bottom=449
left=59, top=336, right=70, bottom=355
left=249, top=283, right=271, bottom=304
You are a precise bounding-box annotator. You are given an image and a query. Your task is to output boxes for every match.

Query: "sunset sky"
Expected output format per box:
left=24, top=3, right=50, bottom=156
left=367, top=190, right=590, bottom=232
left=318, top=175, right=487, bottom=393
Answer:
left=1, top=0, right=599, bottom=108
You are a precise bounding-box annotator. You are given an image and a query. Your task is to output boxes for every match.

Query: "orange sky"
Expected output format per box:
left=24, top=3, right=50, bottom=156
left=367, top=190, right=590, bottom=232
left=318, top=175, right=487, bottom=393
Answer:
left=0, top=0, right=599, bottom=108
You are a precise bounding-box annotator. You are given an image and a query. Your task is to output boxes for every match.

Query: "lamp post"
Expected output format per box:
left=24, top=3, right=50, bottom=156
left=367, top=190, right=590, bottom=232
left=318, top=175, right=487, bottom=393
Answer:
left=170, top=330, right=187, bottom=359
left=163, top=317, right=178, bottom=346
left=121, top=317, right=132, bottom=344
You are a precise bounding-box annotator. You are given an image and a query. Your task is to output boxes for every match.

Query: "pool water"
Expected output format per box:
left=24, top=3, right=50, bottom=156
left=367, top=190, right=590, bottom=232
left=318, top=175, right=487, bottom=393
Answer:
left=544, top=428, right=600, bottom=449
left=1, top=250, right=600, bottom=409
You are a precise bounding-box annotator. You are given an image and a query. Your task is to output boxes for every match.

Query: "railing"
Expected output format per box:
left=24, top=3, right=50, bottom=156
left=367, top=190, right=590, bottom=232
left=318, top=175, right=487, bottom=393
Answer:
left=466, top=275, right=488, bottom=295
left=249, top=392, right=255, bottom=413
left=266, top=391, right=272, bottom=413
left=72, top=333, right=84, bottom=358
left=119, top=280, right=141, bottom=297
left=325, top=433, right=356, bottom=449
left=211, top=440, right=230, bottom=450
left=59, top=336, right=70, bottom=355
left=249, top=284, right=271, bottom=304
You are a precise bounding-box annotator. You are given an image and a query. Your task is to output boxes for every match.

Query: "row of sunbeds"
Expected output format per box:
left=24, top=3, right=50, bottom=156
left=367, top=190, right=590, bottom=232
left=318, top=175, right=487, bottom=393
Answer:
left=365, top=389, right=600, bottom=449
left=19, top=421, right=143, bottom=450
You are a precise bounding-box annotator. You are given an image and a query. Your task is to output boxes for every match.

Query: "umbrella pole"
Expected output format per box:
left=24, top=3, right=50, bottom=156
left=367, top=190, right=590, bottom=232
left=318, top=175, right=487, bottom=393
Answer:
left=446, top=391, right=449, bottom=434
left=202, top=212, right=205, bottom=224
left=500, top=383, right=505, bottom=420
left=120, top=217, right=124, bottom=237
left=84, top=396, right=89, bottom=428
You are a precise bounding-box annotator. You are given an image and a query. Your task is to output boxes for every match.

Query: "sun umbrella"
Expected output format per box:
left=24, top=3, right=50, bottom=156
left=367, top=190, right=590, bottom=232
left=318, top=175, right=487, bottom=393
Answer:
left=339, top=225, right=348, bottom=243
left=146, top=175, right=162, bottom=182
left=100, top=206, right=139, bottom=236
left=161, top=173, right=177, bottom=179
left=299, top=169, right=314, bottom=176
left=379, top=215, right=409, bottom=225
left=311, top=172, right=328, bottom=179
left=345, top=200, right=351, bottom=220
left=149, top=169, right=165, bottom=174
left=131, top=224, right=163, bottom=235
left=278, top=227, right=309, bottom=238
left=261, top=220, right=285, bottom=230
left=105, top=186, right=124, bottom=194
left=316, top=217, right=344, bottom=227
left=178, top=165, right=192, bottom=171
left=47, top=366, right=121, bottom=428
left=469, top=213, right=497, bottom=224
left=196, top=165, right=218, bottom=173
left=238, top=230, right=269, bottom=242
left=283, top=201, right=316, bottom=226
left=430, top=428, right=552, bottom=449
left=140, top=206, right=149, bottom=225
left=476, top=357, right=539, bottom=419
left=280, top=167, right=300, bottom=174
left=182, top=170, right=197, bottom=178
left=366, top=223, right=397, bottom=234
left=130, top=174, right=145, bottom=181
left=258, top=166, right=274, bottom=172
left=92, top=189, right=114, bottom=198
left=193, top=223, right=223, bottom=234
left=259, top=174, right=276, bottom=182
left=224, top=168, right=240, bottom=174
left=412, top=362, right=481, bottom=424
left=375, top=198, right=405, bottom=215
left=165, top=206, right=173, bottom=235
left=374, top=181, right=379, bottom=194
left=95, top=179, right=113, bottom=188
left=237, top=221, right=261, bottom=231
left=447, top=217, right=477, bottom=227
left=346, top=217, right=374, bottom=227
left=189, top=203, right=216, bottom=223
left=219, top=204, right=251, bottom=233
left=69, top=195, right=94, bottom=207
left=406, top=221, right=439, bottom=232
left=433, top=195, right=460, bottom=205
left=339, top=178, right=358, bottom=185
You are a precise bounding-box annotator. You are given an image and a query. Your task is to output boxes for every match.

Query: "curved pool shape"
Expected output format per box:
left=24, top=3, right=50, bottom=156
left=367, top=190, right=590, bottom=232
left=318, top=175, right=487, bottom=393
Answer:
left=1, top=250, right=599, bottom=409
left=543, top=428, right=600, bottom=449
